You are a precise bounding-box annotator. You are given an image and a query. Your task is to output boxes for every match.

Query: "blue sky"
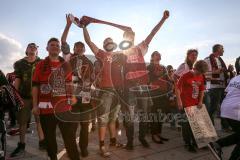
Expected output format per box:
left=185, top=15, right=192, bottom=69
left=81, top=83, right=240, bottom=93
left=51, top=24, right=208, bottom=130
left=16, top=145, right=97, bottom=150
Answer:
left=0, top=0, right=240, bottom=73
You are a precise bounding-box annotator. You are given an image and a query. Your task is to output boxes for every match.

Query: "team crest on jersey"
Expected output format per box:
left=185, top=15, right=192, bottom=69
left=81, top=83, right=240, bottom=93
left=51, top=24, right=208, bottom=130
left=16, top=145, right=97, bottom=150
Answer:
left=50, top=68, right=66, bottom=96
left=192, top=81, right=201, bottom=99
left=40, top=84, right=52, bottom=94
left=106, top=55, right=113, bottom=63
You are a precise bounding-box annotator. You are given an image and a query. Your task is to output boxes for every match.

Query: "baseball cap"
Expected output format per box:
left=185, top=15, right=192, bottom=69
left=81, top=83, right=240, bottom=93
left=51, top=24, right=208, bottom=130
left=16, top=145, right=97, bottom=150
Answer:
left=25, top=43, right=39, bottom=55
left=27, top=43, right=39, bottom=48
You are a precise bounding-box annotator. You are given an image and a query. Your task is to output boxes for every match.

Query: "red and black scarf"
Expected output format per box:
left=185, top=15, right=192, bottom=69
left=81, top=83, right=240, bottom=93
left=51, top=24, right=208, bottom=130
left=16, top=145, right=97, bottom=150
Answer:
left=209, top=54, right=228, bottom=85
left=209, top=53, right=227, bottom=78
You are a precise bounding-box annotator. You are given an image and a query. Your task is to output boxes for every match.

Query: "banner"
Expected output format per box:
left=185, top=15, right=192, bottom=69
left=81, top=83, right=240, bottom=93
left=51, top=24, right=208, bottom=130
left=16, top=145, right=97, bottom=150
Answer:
left=184, top=104, right=218, bottom=148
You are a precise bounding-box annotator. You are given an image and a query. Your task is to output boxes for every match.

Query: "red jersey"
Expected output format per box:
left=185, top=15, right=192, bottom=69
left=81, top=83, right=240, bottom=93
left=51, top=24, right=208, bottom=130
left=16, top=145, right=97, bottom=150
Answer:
left=95, top=49, right=125, bottom=88
left=32, top=57, right=72, bottom=115
left=124, top=41, right=149, bottom=87
left=177, top=71, right=205, bottom=107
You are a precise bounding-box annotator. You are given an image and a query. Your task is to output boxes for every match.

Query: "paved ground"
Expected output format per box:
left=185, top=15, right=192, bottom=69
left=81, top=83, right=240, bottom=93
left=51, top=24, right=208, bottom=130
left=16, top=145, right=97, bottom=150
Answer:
left=5, top=118, right=234, bottom=160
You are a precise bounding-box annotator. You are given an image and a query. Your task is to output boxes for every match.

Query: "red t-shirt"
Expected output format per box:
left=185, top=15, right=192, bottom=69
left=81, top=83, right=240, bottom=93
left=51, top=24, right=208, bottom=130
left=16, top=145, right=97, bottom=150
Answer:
left=177, top=71, right=205, bottom=107
left=32, top=58, right=72, bottom=115
left=124, top=41, right=149, bottom=87
left=95, top=50, right=125, bottom=88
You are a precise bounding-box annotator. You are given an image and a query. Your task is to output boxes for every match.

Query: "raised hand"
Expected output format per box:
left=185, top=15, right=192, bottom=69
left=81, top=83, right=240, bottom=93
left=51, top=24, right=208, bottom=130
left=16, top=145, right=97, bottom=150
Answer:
left=73, top=17, right=81, bottom=27
left=143, top=9, right=170, bottom=52
left=66, top=14, right=73, bottom=26
left=67, top=14, right=82, bottom=28
left=163, top=10, right=170, bottom=19
left=80, top=16, right=92, bottom=27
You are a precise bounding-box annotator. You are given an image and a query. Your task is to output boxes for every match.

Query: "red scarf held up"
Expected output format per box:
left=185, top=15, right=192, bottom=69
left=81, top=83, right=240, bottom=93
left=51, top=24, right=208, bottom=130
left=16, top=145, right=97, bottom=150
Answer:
left=209, top=53, right=227, bottom=78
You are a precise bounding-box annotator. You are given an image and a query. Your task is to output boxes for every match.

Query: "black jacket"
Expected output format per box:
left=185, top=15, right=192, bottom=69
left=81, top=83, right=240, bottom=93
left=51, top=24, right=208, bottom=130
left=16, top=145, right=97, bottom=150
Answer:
left=235, top=56, right=240, bottom=75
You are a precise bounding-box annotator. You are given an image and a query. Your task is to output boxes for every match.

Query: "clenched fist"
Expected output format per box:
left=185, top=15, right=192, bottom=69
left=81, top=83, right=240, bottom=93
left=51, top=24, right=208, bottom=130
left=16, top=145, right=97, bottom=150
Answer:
left=80, top=16, right=92, bottom=27
left=163, top=10, right=170, bottom=19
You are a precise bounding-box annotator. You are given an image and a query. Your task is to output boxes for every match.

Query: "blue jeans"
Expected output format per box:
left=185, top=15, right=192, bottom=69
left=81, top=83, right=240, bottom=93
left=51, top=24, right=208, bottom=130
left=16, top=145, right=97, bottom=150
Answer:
left=122, top=88, right=152, bottom=144
left=204, top=91, right=211, bottom=118
left=207, top=88, right=229, bottom=129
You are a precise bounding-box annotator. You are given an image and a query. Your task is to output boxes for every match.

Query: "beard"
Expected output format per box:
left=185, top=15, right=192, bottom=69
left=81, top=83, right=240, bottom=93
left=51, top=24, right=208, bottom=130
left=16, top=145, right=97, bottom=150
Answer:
left=27, top=52, right=37, bottom=57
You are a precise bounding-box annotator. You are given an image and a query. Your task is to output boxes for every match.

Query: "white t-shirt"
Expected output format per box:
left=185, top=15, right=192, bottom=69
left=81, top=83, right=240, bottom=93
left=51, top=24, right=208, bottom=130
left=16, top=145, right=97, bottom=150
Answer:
left=221, top=75, right=240, bottom=121
left=174, top=63, right=190, bottom=78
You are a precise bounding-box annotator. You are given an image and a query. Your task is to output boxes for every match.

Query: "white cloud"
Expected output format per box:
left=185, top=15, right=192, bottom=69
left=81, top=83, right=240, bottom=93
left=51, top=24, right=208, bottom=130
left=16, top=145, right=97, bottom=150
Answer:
left=0, top=33, right=24, bottom=74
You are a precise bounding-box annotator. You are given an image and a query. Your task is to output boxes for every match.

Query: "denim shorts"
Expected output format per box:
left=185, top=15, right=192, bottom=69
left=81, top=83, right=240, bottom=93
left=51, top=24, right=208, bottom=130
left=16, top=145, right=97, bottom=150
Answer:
left=97, top=89, right=121, bottom=127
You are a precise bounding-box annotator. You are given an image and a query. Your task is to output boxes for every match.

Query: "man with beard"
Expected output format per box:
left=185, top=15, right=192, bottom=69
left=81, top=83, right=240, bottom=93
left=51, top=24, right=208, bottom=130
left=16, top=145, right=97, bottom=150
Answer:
left=204, top=44, right=230, bottom=131
left=80, top=10, right=169, bottom=150
left=81, top=19, right=129, bottom=157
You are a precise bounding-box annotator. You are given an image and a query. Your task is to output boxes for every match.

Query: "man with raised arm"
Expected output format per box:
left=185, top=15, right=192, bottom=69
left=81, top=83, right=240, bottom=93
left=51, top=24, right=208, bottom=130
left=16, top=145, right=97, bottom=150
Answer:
left=81, top=17, right=129, bottom=157
left=79, top=10, right=169, bottom=151
left=60, top=14, right=94, bottom=158
left=122, top=10, right=169, bottom=150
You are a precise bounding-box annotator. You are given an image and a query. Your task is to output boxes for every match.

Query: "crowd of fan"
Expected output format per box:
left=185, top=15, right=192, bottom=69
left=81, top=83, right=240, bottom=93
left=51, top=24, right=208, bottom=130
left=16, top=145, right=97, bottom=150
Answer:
left=0, top=10, right=240, bottom=160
